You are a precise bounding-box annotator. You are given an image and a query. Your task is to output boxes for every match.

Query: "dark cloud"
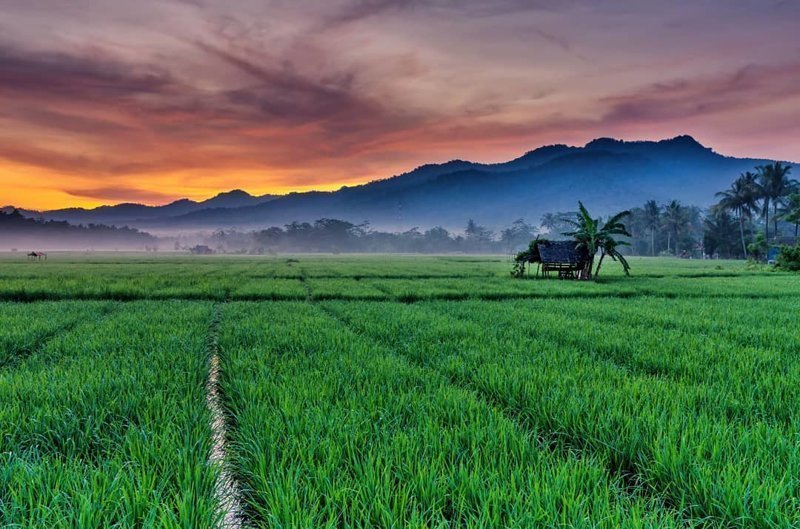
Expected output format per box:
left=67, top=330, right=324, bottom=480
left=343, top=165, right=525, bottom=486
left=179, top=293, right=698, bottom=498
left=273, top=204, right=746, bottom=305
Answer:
left=0, top=142, right=173, bottom=176
left=65, top=186, right=177, bottom=203
left=319, top=0, right=574, bottom=30
left=601, top=62, right=800, bottom=124
left=1, top=0, right=799, bottom=208
left=0, top=44, right=175, bottom=100
left=322, top=0, right=420, bottom=28
left=0, top=106, right=138, bottom=136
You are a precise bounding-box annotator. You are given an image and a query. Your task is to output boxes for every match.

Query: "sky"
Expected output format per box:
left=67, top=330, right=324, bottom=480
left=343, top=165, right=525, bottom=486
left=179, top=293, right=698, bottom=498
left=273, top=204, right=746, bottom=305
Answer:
left=1, top=0, right=799, bottom=210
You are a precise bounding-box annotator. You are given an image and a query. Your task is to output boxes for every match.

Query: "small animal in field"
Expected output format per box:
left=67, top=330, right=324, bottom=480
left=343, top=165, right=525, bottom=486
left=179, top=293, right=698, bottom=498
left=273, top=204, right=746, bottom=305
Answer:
left=27, top=251, right=47, bottom=261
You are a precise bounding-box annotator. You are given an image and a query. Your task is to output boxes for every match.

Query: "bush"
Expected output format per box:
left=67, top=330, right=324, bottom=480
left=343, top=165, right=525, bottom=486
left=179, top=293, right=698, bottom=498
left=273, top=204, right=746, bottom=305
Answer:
left=776, top=245, right=800, bottom=271
left=747, top=232, right=767, bottom=261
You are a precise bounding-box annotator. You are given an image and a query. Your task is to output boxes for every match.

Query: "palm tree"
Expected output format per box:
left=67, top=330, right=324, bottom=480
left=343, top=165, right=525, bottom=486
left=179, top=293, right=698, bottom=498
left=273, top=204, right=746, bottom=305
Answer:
left=643, top=200, right=660, bottom=256
left=563, top=201, right=631, bottom=279
left=714, top=172, right=759, bottom=258
left=754, top=162, right=796, bottom=242
left=779, top=193, right=800, bottom=239
left=539, top=213, right=559, bottom=234
left=662, top=200, right=687, bottom=255
left=595, top=210, right=632, bottom=277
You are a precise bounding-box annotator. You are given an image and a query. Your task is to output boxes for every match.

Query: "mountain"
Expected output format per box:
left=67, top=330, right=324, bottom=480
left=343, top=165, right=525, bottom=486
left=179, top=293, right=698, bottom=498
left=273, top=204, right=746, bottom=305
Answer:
left=14, top=136, right=791, bottom=232
left=19, top=189, right=276, bottom=226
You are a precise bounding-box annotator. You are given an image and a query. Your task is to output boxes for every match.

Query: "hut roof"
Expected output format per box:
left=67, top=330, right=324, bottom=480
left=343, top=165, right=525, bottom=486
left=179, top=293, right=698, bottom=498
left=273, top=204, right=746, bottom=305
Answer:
left=537, top=240, right=590, bottom=264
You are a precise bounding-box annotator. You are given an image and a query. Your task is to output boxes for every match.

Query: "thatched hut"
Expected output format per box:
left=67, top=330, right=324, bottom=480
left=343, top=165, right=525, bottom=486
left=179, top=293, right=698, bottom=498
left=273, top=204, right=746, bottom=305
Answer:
left=515, top=240, right=591, bottom=279
left=538, top=241, right=591, bottom=278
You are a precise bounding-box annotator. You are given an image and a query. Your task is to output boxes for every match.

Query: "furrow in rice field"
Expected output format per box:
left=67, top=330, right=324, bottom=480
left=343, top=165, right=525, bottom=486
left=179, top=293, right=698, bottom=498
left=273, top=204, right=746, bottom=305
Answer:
left=205, top=304, right=248, bottom=529
left=321, top=300, right=800, bottom=527
left=0, top=301, right=117, bottom=369
left=217, top=301, right=692, bottom=528
left=316, top=302, right=686, bottom=515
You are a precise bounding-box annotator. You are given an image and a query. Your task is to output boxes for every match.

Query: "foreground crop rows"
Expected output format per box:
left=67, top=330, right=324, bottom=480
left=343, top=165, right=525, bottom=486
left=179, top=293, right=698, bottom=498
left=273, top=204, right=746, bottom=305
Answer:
left=1, top=256, right=798, bottom=527
left=322, top=299, right=800, bottom=526
left=218, top=302, right=685, bottom=528
left=1, top=302, right=219, bottom=528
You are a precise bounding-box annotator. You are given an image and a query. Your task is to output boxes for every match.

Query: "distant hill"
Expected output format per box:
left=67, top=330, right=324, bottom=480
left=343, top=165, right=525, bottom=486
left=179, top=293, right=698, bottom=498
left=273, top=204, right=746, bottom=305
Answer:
left=10, top=136, right=791, bottom=232
left=14, top=189, right=276, bottom=226
left=0, top=209, right=157, bottom=250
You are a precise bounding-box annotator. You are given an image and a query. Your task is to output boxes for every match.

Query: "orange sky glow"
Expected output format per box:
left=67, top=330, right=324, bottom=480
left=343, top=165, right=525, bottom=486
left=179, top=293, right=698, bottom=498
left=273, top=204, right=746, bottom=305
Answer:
left=1, top=0, right=799, bottom=210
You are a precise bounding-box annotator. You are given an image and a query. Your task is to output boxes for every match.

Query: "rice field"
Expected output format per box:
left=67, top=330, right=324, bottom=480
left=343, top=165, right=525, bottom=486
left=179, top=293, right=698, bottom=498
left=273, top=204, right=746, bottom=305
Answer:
left=1, top=253, right=798, bottom=528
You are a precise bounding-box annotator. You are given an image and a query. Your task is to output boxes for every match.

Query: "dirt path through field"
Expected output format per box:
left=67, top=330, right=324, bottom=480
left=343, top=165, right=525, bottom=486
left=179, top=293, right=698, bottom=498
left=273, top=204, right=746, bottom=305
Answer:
left=206, top=309, right=247, bottom=529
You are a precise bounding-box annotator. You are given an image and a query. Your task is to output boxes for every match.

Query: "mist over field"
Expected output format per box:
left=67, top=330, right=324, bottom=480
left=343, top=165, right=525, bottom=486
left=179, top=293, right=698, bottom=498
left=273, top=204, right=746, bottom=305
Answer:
left=5, top=136, right=796, bottom=256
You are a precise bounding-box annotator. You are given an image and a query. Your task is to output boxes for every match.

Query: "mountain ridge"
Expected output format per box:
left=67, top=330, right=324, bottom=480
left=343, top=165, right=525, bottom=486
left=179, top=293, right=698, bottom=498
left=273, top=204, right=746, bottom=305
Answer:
left=7, top=136, right=793, bottom=232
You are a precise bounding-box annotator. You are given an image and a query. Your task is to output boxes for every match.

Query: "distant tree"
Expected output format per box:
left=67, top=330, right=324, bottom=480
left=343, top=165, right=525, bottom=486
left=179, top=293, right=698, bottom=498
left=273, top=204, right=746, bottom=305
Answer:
left=642, top=200, right=661, bottom=256
left=422, top=226, right=453, bottom=252
left=776, top=244, right=800, bottom=271
left=255, top=226, right=284, bottom=251
left=714, top=172, right=759, bottom=258
left=662, top=200, right=688, bottom=255
left=0, top=209, right=155, bottom=250
left=703, top=209, right=741, bottom=259
left=540, top=211, right=577, bottom=236
left=778, top=193, right=800, bottom=239
left=464, top=219, right=494, bottom=251
left=500, top=219, right=536, bottom=252
left=540, top=213, right=559, bottom=234
left=754, top=162, right=796, bottom=241
left=747, top=232, right=768, bottom=261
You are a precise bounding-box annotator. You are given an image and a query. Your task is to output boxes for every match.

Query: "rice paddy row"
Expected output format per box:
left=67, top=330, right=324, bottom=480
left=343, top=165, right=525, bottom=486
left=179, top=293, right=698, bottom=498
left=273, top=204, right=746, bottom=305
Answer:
left=1, top=255, right=797, bottom=527
left=1, top=302, right=219, bottom=528
left=1, top=255, right=798, bottom=302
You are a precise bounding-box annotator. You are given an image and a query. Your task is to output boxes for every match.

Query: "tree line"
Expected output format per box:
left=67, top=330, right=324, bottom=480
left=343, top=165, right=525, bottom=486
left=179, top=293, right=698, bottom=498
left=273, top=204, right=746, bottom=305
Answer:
left=711, top=162, right=797, bottom=259
left=201, top=218, right=539, bottom=254
left=538, top=162, right=797, bottom=260
left=202, top=160, right=797, bottom=258
left=0, top=209, right=157, bottom=250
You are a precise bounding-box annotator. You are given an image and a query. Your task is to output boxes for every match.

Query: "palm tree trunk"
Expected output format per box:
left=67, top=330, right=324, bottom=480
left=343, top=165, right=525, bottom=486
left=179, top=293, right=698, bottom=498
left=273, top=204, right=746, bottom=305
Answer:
left=739, top=215, right=747, bottom=259
left=764, top=199, right=770, bottom=242
left=773, top=203, right=779, bottom=239
left=595, top=252, right=606, bottom=278
left=673, top=229, right=679, bottom=255
left=667, top=232, right=671, bottom=254
left=650, top=229, right=655, bottom=256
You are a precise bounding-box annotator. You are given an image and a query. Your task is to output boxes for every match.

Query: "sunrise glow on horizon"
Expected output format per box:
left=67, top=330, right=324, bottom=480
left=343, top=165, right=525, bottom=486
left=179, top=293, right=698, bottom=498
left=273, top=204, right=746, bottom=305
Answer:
left=2, top=1, right=799, bottom=210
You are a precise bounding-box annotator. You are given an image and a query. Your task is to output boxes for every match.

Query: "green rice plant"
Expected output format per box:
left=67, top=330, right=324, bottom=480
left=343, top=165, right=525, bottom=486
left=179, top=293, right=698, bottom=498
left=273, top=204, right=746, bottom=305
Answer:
left=323, top=300, right=800, bottom=526
left=0, top=301, right=220, bottom=528
left=0, top=301, right=113, bottom=367
left=306, top=278, right=390, bottom=300
left=229, top=278, right=309, bottom=300
left=218, top=302, right=691, bottom=528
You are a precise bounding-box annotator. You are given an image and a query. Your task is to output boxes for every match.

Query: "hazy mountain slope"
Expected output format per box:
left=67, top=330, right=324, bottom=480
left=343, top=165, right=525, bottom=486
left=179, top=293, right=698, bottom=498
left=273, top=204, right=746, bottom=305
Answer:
left=19, top=136, right=788, bottom=232
left=141, top=136, right=777, bottom=231
left=32, top=190, right=276, bottom=225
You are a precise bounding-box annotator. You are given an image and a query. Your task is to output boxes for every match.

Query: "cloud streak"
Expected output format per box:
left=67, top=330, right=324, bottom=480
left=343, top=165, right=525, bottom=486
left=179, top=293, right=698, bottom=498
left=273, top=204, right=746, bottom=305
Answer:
left=0, top=0, right=798, bottom=208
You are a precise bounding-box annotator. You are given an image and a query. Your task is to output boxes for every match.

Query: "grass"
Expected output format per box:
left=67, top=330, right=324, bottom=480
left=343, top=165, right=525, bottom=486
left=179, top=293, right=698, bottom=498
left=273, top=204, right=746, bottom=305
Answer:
left=0, top=252, right=797, bottom=527
left=0, top=301, right=219, bottom=528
